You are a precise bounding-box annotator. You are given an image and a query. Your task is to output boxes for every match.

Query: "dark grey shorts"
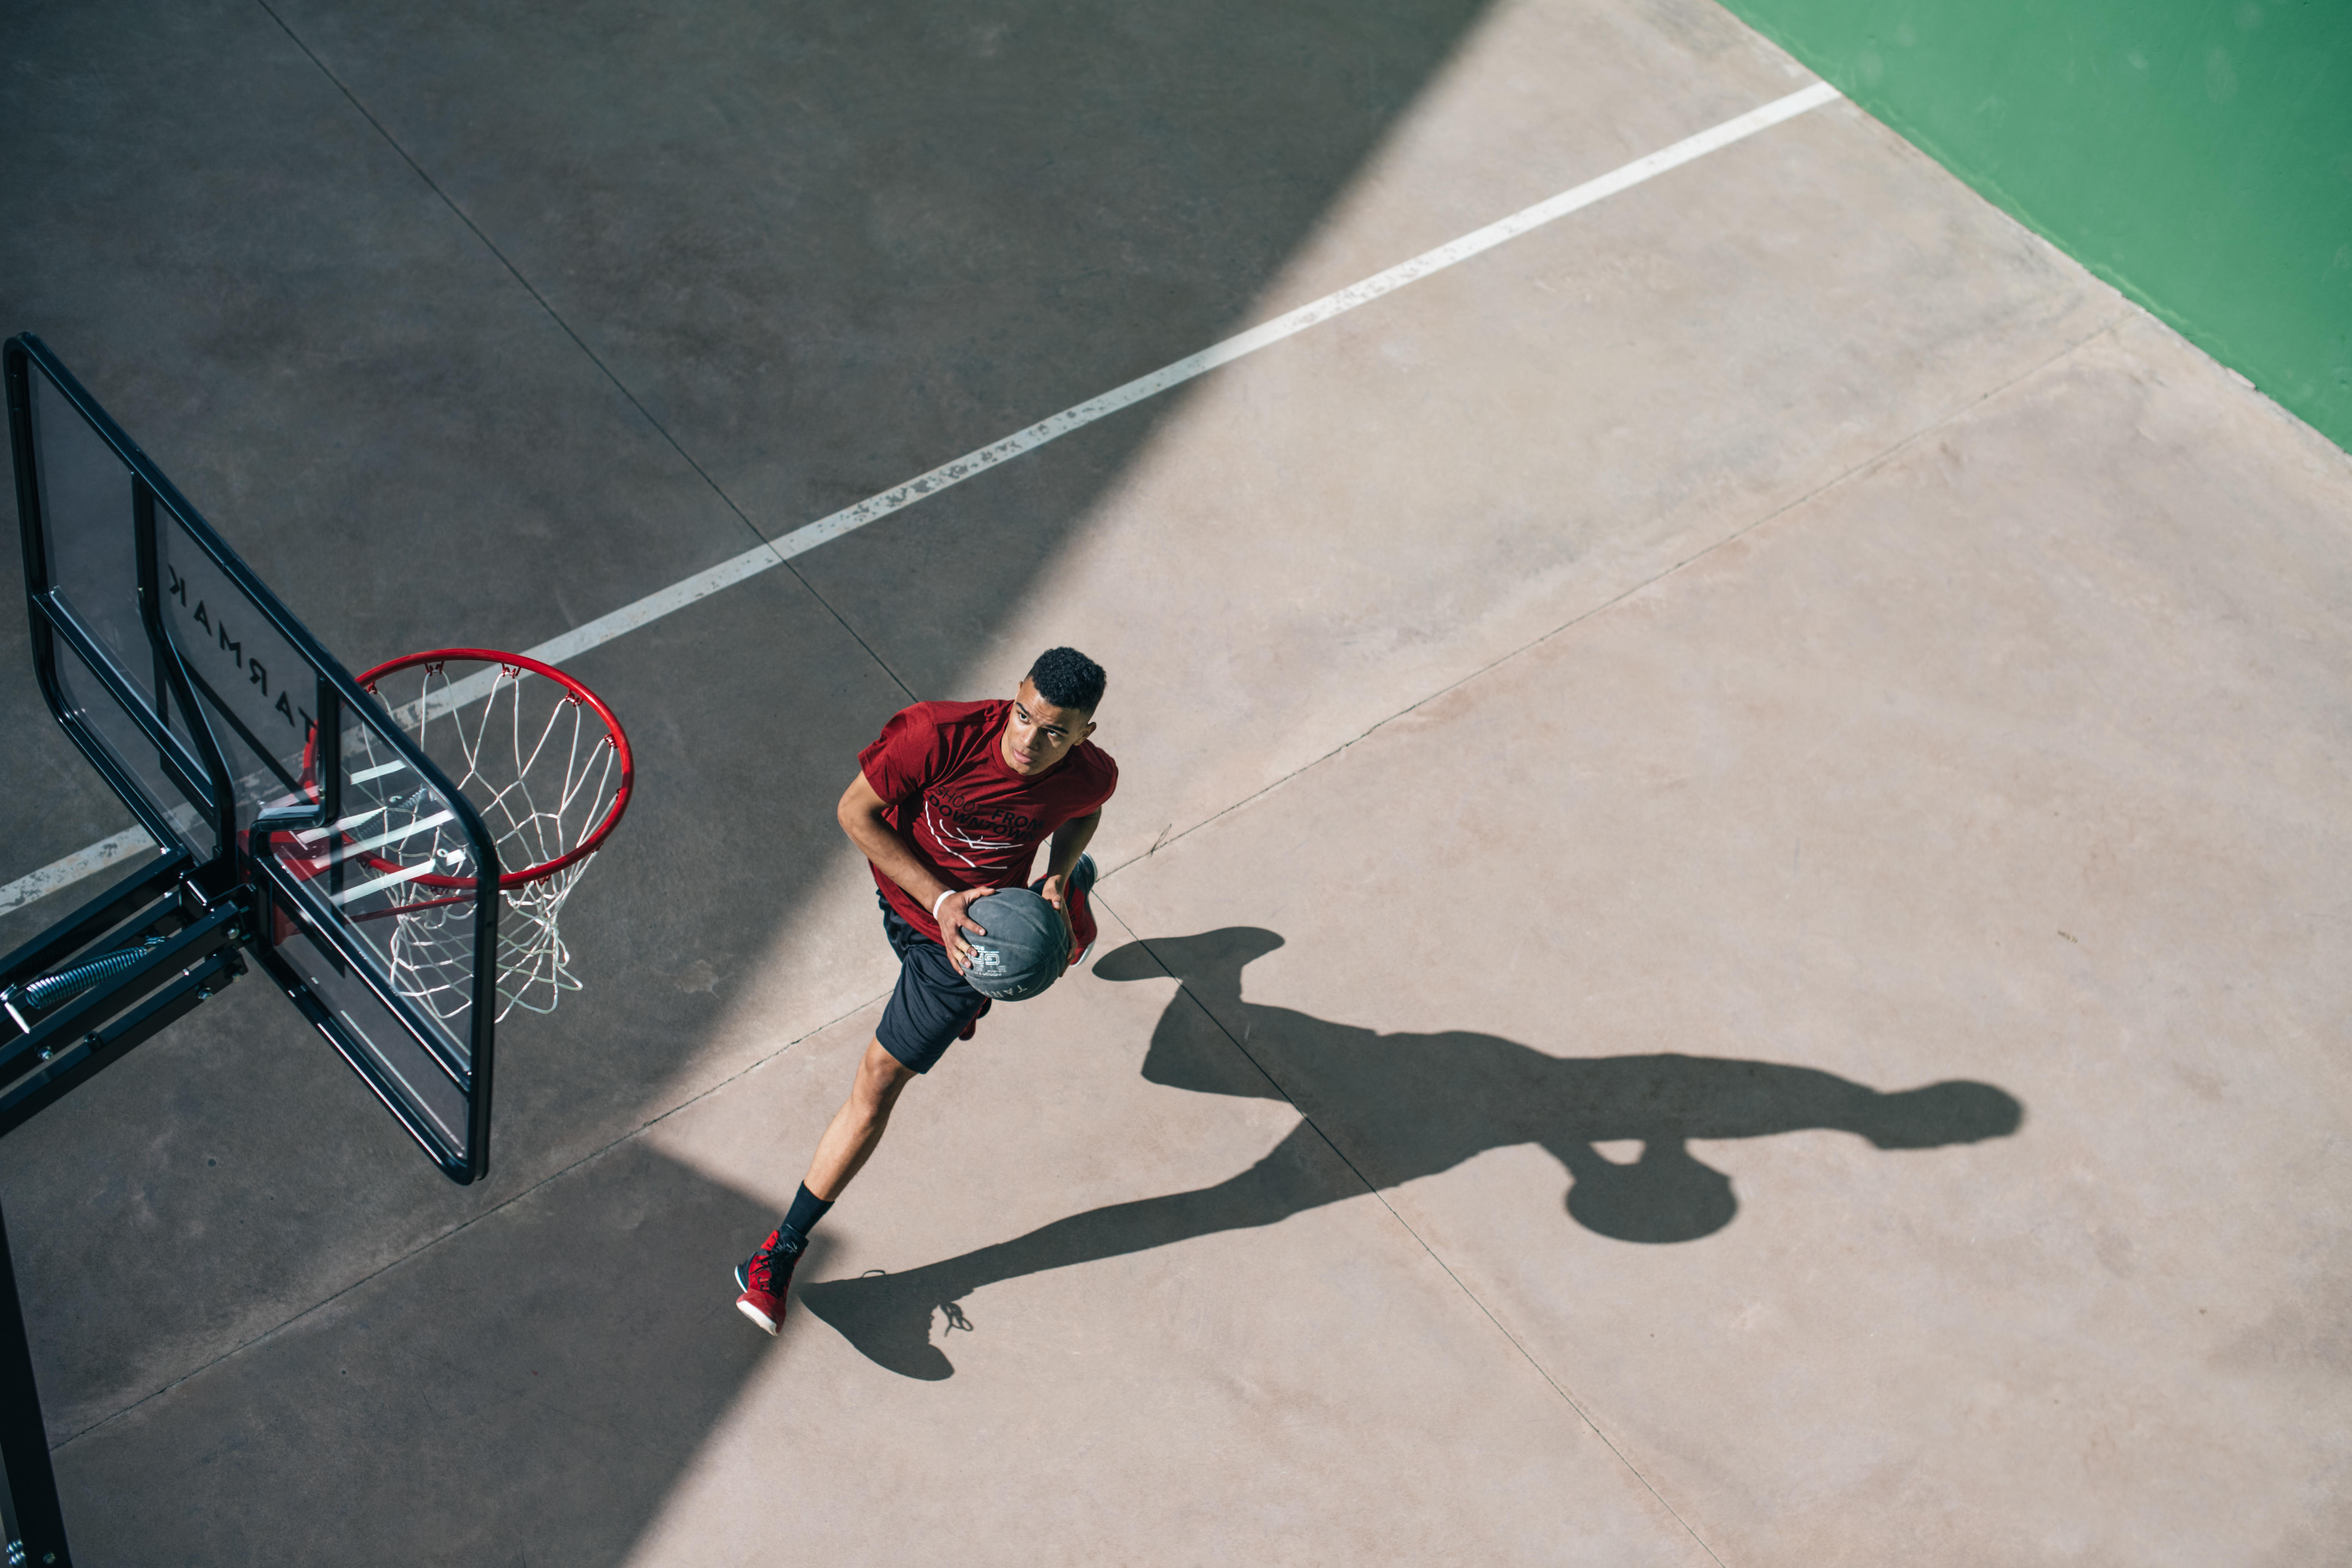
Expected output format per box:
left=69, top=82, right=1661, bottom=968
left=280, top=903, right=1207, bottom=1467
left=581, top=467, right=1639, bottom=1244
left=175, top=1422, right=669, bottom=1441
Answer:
left=874, top=893, right=988, bottom=1074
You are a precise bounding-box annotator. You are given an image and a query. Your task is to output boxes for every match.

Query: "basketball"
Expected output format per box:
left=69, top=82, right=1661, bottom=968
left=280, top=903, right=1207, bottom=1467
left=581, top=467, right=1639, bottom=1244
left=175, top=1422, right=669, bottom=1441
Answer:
left=960, top=888, right=1071, bottom=1001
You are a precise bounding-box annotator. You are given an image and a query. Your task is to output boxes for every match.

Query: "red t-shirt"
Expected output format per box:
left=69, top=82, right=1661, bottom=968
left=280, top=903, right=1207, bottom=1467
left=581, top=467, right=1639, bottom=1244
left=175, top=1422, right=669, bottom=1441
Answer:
left=858, top=699, right=1118, bottom=944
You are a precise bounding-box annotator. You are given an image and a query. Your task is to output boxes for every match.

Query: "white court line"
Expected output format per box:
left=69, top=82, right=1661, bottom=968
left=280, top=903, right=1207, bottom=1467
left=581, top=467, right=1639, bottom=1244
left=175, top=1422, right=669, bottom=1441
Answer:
left=333, top=859, right=442, bottom=905
left=299, top=808, right=457, bottom=870
left=526, top=80, right=1838, bottom=669
left=0, top=827, right=159, bottom=917
left=0, top=81, right=1840, bottom=919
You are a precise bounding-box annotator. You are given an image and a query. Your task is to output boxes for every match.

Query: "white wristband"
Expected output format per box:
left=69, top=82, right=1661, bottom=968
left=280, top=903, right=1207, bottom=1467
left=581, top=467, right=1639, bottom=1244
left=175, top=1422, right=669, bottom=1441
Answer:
left=931, top=887, right=957, bottom=921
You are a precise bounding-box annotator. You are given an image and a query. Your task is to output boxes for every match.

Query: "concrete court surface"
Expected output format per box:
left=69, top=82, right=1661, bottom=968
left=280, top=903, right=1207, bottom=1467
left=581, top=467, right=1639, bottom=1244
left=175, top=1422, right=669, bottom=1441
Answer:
left=3, top=0, right=2349, bottom=1563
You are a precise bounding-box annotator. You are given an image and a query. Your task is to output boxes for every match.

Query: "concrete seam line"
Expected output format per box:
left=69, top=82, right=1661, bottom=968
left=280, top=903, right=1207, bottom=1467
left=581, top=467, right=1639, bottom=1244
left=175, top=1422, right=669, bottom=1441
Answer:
left=1109, top=307, right=2137, bottom=880
left=0, top=80, right=1838, bottom=915
left=247, top=0, right=766, bottom=561
left=249, top=0, right=923, bottom=708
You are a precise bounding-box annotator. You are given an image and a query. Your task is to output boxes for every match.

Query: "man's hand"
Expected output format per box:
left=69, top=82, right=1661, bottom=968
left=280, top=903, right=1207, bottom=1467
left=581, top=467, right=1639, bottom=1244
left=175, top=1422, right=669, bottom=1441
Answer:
left=839, top=773, right=1000, bottom=972
left=1037, top=813, right=1099, bottom=957
left=1037, top=871, right=1077, bottom=948
left=935, top=885, right=996, bottom=972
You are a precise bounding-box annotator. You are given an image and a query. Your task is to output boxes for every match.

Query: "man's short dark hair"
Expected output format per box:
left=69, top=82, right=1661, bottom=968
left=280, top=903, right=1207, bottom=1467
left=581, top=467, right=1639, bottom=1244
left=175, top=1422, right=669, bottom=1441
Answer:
left=1027, top=647, right=1106, bottom=714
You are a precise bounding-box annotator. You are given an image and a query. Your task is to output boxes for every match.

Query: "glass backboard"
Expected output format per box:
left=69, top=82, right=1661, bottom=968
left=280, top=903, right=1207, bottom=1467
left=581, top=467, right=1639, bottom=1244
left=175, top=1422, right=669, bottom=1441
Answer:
left=6, top=335, right=498, bottom=1183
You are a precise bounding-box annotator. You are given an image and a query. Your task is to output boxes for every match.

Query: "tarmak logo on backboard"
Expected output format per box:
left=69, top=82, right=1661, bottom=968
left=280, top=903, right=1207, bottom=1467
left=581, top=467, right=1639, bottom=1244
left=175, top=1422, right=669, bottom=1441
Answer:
left=165, top=562, right=314, bottom=737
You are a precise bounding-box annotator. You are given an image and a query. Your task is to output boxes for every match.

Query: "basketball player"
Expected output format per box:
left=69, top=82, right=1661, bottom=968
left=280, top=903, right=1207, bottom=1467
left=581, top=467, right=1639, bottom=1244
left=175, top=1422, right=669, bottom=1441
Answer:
left=733, top=647, right=1117, bottom=1334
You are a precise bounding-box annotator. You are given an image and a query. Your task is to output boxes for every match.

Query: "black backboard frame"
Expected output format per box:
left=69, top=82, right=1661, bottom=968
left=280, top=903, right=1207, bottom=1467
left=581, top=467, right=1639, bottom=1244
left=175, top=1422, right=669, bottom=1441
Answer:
left=5, top=333, right=501, bottom=1183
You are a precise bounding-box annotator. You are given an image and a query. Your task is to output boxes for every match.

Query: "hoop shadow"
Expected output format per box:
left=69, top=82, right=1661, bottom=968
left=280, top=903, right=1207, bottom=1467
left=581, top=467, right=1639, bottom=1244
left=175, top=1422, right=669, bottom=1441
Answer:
left=802, top=928, right=2024, bottom=1378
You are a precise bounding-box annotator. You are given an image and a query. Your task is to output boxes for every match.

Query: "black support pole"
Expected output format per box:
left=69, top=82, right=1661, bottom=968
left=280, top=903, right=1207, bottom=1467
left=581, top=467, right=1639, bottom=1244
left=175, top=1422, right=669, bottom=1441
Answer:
left=0, top=1194, right=70, bottom=1567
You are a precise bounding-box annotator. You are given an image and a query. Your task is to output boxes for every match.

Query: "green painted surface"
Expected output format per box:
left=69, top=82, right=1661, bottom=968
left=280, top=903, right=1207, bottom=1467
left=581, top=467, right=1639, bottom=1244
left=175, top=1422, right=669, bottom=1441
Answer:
left=1718, top=0, right=2352, bottom=452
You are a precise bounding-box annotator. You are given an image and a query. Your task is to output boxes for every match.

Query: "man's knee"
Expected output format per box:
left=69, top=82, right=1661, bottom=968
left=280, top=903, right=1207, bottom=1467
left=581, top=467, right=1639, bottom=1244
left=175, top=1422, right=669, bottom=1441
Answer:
left=853, top=1038, right=916, bottom=1111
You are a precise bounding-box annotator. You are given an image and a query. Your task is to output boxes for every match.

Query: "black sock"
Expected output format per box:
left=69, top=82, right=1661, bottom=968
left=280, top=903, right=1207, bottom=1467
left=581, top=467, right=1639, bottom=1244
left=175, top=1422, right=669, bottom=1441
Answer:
left=775, top=1183, right=833, bottom=1253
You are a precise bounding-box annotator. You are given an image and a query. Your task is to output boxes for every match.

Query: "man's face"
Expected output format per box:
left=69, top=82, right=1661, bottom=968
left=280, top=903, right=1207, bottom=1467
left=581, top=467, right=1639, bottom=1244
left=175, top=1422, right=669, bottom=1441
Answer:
left=1001, top=678, right=1096, bottom=776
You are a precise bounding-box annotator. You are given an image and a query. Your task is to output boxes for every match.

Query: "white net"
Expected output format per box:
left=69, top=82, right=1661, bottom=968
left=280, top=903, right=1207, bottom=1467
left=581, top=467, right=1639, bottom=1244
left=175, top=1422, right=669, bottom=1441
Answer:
left=346, top=657, right=628, bottom=1022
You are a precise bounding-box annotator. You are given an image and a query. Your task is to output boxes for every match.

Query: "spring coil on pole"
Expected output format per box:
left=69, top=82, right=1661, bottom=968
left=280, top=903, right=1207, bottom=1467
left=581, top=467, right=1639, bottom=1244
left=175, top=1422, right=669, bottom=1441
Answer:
left=22, top=937, right=167, bottom=1012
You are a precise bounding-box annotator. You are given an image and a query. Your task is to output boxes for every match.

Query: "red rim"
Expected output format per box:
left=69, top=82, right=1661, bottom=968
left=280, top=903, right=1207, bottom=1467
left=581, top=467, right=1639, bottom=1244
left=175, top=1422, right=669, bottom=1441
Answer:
left=352, top=648, right=634, bottom=890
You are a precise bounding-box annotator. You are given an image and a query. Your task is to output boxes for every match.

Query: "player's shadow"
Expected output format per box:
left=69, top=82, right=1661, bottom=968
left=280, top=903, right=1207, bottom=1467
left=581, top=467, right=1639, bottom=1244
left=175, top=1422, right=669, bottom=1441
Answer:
left=802, top=927, right=2024, bottom=1379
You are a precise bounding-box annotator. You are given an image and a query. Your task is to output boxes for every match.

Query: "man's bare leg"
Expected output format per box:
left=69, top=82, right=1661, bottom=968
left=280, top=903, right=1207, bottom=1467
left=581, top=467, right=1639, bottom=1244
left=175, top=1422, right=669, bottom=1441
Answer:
left=805, top=1037, right=918, bottom=1201
left=735, top=1038, right=916, bottom=1334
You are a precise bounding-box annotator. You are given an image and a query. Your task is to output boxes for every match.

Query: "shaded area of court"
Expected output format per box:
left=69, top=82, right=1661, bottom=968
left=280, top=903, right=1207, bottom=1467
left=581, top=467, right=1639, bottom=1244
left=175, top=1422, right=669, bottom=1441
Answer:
left=53, top=1144, right=789, bottom=1567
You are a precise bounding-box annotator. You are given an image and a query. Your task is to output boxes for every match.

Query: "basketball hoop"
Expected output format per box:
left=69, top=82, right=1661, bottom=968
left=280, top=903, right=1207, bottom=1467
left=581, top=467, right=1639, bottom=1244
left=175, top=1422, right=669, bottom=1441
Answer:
left=343, top=649, right=634, bottom=1021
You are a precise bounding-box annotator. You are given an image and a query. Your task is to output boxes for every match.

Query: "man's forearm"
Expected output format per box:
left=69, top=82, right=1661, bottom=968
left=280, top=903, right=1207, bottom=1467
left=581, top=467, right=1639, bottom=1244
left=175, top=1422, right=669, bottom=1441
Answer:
left=1043, top=811, right=1101, bottom=883
left=840, top=803, right=952, bottom=910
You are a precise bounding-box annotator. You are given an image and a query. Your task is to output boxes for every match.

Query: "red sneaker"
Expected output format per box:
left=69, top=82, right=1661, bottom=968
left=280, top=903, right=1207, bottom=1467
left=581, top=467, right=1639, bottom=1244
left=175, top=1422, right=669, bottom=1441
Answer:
left=1066, top=881, right=1098, bottom=967
left=1029, top=852, right=1100, bottom=968
left=734, top=1230, right=802, bottom=1335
